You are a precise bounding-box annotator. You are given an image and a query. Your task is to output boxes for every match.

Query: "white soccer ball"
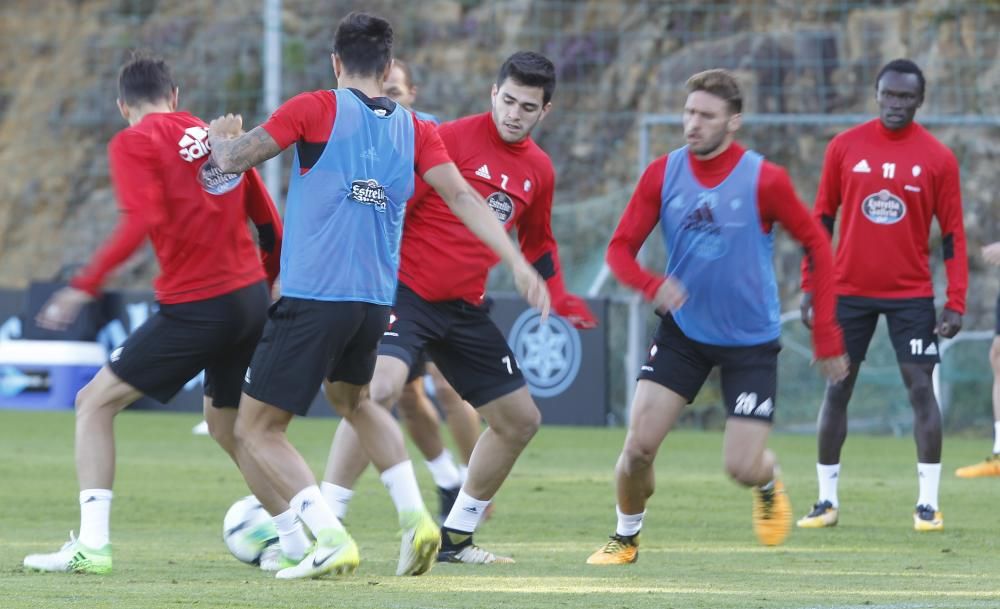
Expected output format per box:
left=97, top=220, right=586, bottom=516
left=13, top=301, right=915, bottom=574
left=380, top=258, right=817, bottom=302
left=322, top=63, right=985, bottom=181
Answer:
left=223, top=495, right=278, bottom=564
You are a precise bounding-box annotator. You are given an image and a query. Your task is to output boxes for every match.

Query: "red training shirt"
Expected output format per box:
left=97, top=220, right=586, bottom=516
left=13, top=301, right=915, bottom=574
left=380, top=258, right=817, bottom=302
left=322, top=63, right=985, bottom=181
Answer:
left=607, top=142, right=844, bottom=358
left=398, top=112, right=566, bottom=305
left=72, top=111, right=282, bottom=304
left=800, top=119, right=967, bottom=314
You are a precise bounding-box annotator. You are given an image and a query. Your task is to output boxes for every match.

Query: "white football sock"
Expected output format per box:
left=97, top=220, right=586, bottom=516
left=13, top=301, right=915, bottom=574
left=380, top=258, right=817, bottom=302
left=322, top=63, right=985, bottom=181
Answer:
left=272, top=508, right=309, bottom=560
left=442, top=489, right=490, bottom=533
left=917, top=462, right=941, bottom=510
left=425, top=449, right=462, bottom=490
left=993, top=421, right=1000, bottom=454
left=380, top=460, right=426, bottom=518
left=78, top=489, right=112, bottom=548
left=290, top=485, right=343, bottom=536
left=615, top=505, right=645, bottom=537
left=320, top=481, right=354, bottom=520
left=817, top=463, right=840, bottom=507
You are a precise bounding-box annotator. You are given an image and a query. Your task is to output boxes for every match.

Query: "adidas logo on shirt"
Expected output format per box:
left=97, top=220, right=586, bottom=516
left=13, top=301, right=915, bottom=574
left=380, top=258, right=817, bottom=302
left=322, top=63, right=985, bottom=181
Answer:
left=852, top=159, right=871, bottom=173
left=475, top=164, right=492, bottom=180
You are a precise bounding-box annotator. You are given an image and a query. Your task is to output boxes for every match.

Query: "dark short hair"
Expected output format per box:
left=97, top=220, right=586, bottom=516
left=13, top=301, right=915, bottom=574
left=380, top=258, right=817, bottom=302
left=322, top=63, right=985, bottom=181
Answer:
left=876, top=58, right=925, bottom=97
left=496, top=51, right=556, bottom=105
left=685, top=69, right=742, bottom=114
left=118, top=52, right=176, bottom=106
left=333, top=12, right=393, bottom=79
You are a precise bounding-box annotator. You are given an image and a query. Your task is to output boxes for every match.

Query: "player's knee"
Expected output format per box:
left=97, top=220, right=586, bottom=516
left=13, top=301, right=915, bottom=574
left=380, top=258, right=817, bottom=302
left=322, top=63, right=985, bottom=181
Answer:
left=823, top=382, right=853, bottom=409
left=232, top=413, right=273, bottom=451
left=369, top=377, right=402, bottom=409
left=493, top=404, right=540, bottom=445
left=208, top=420, right=237, bottom=454
left=622, top=438, right=656, bottom=473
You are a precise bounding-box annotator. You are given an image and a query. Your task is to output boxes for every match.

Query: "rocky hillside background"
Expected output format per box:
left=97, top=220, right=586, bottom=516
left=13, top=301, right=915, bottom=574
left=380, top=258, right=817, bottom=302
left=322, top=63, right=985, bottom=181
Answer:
left=1, top=0, right=999, bottom=330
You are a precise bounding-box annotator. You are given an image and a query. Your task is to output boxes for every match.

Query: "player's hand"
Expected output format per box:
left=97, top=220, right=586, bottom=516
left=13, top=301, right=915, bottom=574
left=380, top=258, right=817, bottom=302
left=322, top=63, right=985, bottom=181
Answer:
left=208, top=113, right=244, bottom=140
left=552, top=293, right=597, bottom=329
left=982, top=242, right=1000, bottom=266
left=651, top=276, right=687, bottom=314
left=35, top=287, right=94, bottom=331
left=815, top=354, right=850, bottom=384
left=513, top=261, right=550, bottom=320
left=935, top=308, right=962, bottom=339
left=799, top=292, right=814, bottom=329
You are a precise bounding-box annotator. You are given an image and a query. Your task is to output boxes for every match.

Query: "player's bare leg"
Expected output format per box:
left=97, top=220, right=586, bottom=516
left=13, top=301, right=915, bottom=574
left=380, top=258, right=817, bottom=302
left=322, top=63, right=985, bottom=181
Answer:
left=429, top=362, right=482, bottom=465
left=956, top=336, right=1000, bottom=478
left=586, top=380, right=682, bottom=565
left=396, top=365, right=469, bottom=521
left=321, top=356, right=409, bottom=516
left=798, top=362, right=862, bottom=529
left=901, top=361, right=944, bottom=531
left=724, top=417, right=790, bottom=546
left=234, top=393, right=357, bottom=579
left=322, top=367, right=440, bottom=576
left=437, top=386, right=539, bottom=564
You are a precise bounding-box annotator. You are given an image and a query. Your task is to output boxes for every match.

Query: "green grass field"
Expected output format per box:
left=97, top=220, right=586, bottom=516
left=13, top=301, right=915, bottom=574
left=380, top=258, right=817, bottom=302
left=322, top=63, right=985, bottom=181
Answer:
left=3, top=409, right=1000, bottom=609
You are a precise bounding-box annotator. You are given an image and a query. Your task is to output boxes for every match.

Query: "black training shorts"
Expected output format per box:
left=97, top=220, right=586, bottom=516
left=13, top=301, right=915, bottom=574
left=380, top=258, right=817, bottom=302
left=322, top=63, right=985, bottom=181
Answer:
left=837, top=296, right=939, bottom=363
left=378, top=283, right=525, bottom=407
left=637, top=313, right=781, bottom=422
left=243, top=297, right=390, bottom=416
left=109, top=281, right=269, bottom=408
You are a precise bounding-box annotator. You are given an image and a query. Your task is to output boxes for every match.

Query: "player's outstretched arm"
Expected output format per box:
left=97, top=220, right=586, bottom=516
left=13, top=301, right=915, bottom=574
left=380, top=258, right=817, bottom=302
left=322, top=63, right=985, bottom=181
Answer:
left=207, top=114, right=283, bottom=174
left=422, top=162, right=550, bottom=318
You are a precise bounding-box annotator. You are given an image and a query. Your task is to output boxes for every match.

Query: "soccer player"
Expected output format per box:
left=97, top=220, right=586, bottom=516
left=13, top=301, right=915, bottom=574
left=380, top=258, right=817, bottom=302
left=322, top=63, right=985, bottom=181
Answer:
left=342, top=55, right=483, bottom=523
left=587, top=69, right=848, bottom=565
left=796, top=59, right=966, bottom=532
left=955, top=242, right=1000, bottom=478
left=323, top=51, right=597, bottom=565
left=206, top=14, right=549, bottom=579
left=22, top=54, right=284, bottom=574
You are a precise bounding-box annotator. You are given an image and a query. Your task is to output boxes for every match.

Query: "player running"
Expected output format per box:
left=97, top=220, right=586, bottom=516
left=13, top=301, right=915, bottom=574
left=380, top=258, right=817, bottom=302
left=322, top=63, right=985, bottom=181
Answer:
left=796, top=59, right=967, bottom=532
left=323, top=51, right=597, bottom=565
left=206, top=14, right=549, bottom=579
left=587, top=69, right=847, bottom=565
left=23, top=54, right=283, bottom=574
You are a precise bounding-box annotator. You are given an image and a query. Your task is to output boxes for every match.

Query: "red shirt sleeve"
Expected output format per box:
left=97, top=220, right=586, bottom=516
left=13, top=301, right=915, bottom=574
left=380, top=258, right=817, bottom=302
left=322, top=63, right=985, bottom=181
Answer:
left=935, top=150, right=967, bottom=313
left=71, top=130, right=166, bottom=295
left=260, top=91, right=336, bottom=149
left=241, top=168, right=283, bottom=286
left=606, top=157, right=668, bottom=300
left=515, top=161, right=567, bottom=295
left=413, top=116, right=450, bottom=176
left=800, top=137, right=843, bottom=292
left=759, top=162, right=844, bottom=358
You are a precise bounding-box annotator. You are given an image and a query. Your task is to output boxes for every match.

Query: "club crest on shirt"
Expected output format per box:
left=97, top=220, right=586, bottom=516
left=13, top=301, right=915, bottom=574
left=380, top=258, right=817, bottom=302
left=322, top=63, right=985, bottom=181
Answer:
left=861, top=189, right=906, bottom=225
left=198, top=159, right=243, bottom=195
left=349, top=179, right=387, bottom=212
left=486, top=191, right=514, bottom=224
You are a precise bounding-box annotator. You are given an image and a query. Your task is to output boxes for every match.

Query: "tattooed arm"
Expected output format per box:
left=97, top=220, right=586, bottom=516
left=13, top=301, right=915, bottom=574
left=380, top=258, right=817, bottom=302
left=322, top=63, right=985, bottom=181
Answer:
left=207, top=113, right=283, bottom=174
